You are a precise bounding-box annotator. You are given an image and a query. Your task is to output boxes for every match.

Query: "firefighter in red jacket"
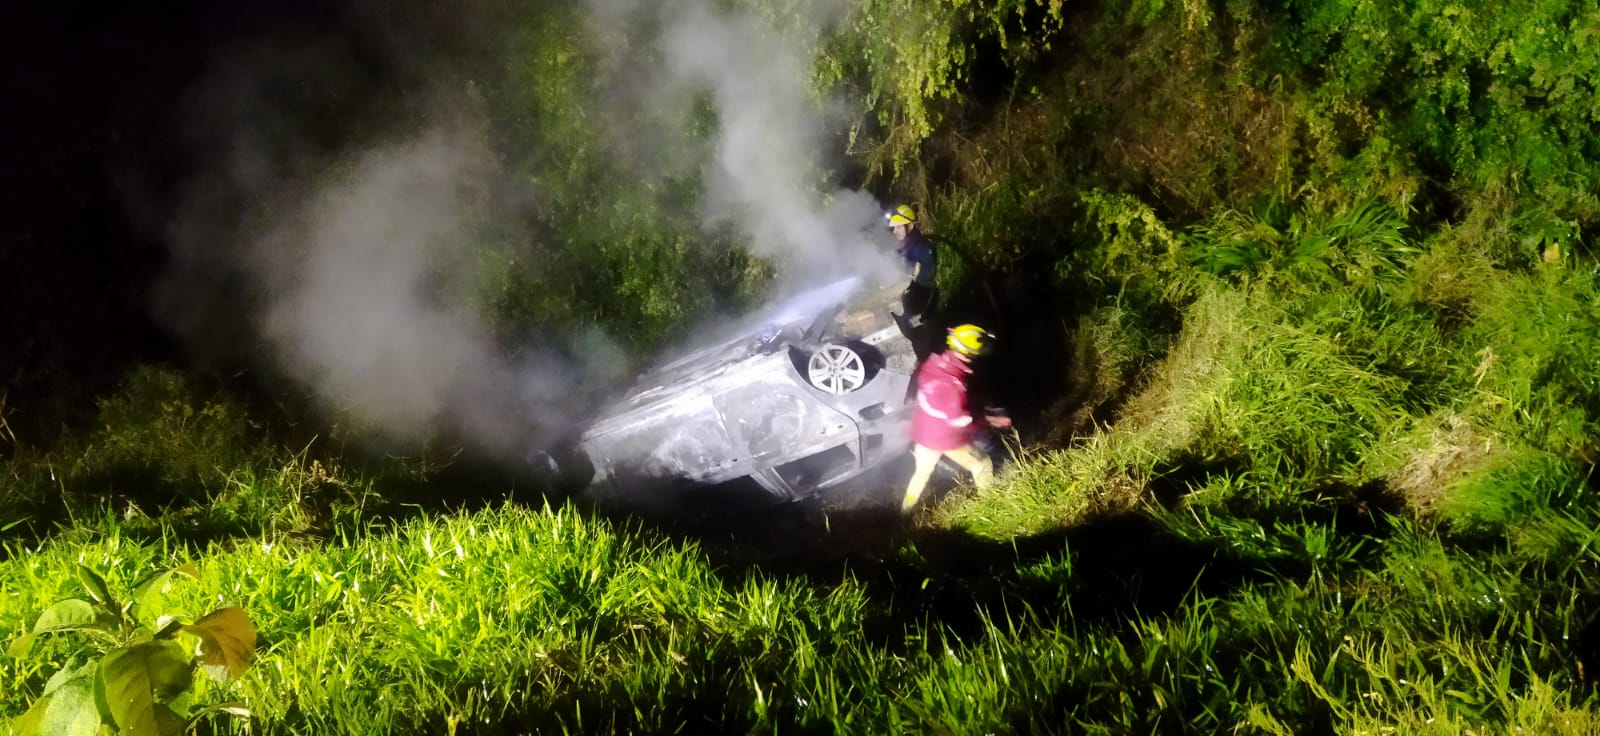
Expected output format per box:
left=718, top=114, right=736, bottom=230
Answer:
left=902, top=323, right=1011, bottom=513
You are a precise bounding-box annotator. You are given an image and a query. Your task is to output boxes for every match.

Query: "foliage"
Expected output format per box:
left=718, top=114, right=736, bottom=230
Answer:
left=203, top=446, right=380, bottom=537
left=0, top=367, right=275, bottom=540
left=820, top=0, right=1067, bottom=179
left=0, top=366, right=444, bottom=542
left=75, top=367, right=266, bottom=504
left=8, top=564, right=256, bottom=736
left=1031, top=301, right=1172, bottom=444
left=469, top=0, right=1081, bottom=350
left=1027, top=0, right=1600, bottom=243
left=4, top=237, right=1599, bottom=734
left=943, top=274, right=1457, bottom=533
left=1436, top=446, right=1589, bottom=534
left=1254, top=0, right=1600, bottom=225
left=5, top=493, right=1599, bottom=734
left=929, top=432, right=1149, bottom=538
left=1187, top=198, right=1417, bottom=291
left=1071, top=189, right=1192, bottom=307
left=444, top=5, right=777, bottom=356
left=10, top=0, right=1600, bottom=733
left=1146, top=288, right=1423, bottom=491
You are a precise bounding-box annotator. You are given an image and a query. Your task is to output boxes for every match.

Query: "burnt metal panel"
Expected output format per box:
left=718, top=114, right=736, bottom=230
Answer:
left=571, top=277, right=921, bottom=497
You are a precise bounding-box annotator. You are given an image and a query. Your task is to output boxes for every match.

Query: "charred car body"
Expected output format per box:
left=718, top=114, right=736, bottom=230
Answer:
left=570, top=277, right=917, bottom=499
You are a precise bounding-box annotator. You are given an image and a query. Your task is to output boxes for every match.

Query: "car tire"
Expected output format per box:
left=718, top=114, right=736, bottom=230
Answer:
left=806, top=343, right=867, bottom=394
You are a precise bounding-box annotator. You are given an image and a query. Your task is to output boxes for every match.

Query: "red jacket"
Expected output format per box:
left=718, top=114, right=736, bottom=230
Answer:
left=910, top=351, right=976, bottom=451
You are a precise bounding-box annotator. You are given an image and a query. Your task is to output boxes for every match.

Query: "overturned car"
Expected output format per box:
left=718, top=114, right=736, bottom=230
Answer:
left=567, top=277, right=918, bottom=499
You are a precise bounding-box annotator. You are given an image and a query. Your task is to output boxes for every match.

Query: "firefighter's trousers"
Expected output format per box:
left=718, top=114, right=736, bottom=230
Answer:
left=902, top=443, right=993, bottom=512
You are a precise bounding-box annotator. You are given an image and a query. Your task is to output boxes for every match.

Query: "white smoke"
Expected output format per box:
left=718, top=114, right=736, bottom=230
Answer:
left=155, top=0, right=906, bottom=463
left=156, top=22, right=625, bottom=461
left=162, top=103, right=617, bottom=461
left=586, top=0, right=905, bottom=290
left=247, top=130, right=557, bottom=458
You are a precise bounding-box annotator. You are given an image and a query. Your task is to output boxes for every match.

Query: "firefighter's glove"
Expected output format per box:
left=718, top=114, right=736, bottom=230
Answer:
left=984, top=406, right=1012, bottom=429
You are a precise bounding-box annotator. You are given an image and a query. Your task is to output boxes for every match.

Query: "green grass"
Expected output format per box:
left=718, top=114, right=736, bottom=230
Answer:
left=1456, top=261, right=1600, bottom=457
left=9, top=217, right=1599, bottom=735
left=907, top=198, right=1599, bottom=734
left=9, top=486, right=1598, bottom=734
left=5, top=101, right=1599, bottom=734
left=927, top=432, right=1151, bottom=540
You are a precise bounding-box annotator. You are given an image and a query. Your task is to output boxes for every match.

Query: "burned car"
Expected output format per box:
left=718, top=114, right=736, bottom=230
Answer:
left=571, top=277, right=918, bottom=499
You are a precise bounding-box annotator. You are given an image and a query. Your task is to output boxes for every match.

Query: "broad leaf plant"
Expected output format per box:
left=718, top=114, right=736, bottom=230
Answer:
left=8, top=563, right=256, bottom=736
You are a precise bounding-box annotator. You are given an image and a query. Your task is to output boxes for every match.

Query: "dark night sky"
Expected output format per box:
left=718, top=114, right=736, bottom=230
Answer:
left=0, top=3, right=354, bottom=425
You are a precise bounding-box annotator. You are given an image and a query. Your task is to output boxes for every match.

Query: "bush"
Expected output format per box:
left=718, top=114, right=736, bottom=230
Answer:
left=9, top=564, right=256, bottom=736
left=75, top=368, right=263, bottom=499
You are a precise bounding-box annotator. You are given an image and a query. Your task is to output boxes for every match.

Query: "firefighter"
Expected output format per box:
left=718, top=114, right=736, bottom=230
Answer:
left=886, top=204, right=940, bottom=365
left=886, top=204, right=937, bottom=323
left=901, top=323, right=1012, bottom=513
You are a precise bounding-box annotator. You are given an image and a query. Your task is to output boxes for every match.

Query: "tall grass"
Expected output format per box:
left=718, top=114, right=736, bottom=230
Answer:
left=1386, top=239, right=1600, bottom=543
left=917, top=193, right=1600, bottom=733
left=1456, top=261, right=1600, bottom=458
left=928, top=432, right=1151, bottom=540
left=8, top=495, right=1597, bottom=735
left=0, top=366, right=459, bottom=550
left=6, top=249, right=1598, bottom=734
left=943, top=275, right=1449, bottom=537
left=5, top=153, right=1597, bottom=736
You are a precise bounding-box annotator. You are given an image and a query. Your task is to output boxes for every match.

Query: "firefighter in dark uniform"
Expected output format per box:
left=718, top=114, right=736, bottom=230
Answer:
left=886, top=204, right=938, bottom=362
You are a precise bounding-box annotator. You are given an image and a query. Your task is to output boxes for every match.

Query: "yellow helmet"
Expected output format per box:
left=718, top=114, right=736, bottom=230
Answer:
left=947, top=324, right=993, bottom=356
left=886, top=204, right=917, bottom=227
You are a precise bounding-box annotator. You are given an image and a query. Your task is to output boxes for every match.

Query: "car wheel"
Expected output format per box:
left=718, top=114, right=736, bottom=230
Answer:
left=807, top=343, right=867, bottom=394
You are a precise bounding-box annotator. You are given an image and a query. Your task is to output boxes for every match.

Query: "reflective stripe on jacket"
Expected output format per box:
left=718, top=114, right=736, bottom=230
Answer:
left=910, top=351, right=975, bottom=451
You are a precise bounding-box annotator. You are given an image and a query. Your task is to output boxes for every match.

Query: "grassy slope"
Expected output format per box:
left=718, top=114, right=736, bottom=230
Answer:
left=4, top=253, right=1598, bottom=734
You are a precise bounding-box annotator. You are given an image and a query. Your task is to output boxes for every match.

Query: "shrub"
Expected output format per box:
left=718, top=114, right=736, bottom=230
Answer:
left=73, top=367, right=264, bottom=505
left=819, top=0, right=1068, bottom=178
left=8, top=564, right=256, bottom=736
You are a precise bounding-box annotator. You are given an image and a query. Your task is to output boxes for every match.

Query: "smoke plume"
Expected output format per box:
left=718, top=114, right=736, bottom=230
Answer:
left=586, top=0, right=904, bottom=288
left=155, top=0, right=901, bottom=465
